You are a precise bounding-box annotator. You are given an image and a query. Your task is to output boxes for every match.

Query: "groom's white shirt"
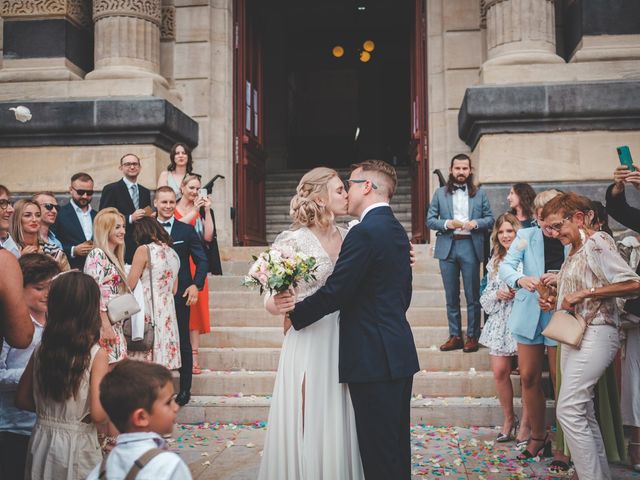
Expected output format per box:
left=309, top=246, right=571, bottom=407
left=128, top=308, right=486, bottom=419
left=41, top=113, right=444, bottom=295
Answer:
left=360, top=202, right=390, bottom=221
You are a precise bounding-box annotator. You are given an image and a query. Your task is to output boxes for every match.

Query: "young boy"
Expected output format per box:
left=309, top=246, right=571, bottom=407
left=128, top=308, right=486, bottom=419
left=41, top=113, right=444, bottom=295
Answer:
left=0, top=253, right=59, bottom=479
left=87, top=360, right=192, bottom=479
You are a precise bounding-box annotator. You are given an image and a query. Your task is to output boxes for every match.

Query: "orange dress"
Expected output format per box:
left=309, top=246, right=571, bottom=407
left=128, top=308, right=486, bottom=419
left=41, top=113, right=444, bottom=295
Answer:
left=174, top=209, right=211, bottom=334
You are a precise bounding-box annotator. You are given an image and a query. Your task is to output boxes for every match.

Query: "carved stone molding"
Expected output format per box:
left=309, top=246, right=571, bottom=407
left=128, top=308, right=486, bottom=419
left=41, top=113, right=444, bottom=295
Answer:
left=1, top=0, right=91, bottom=29
left=93, top=0, right=161, bottom=26
left=161, top=6, right=175, bottom=41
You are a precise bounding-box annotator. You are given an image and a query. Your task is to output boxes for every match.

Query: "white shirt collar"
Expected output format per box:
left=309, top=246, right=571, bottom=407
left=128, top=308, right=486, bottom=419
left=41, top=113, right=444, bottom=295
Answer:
left=116, top=431, right=167, bottom=448
left=360, top=202, right=390, bottom=221
left=70, top=199, right=90, bottom=214
left=122, top=177, right=137, bottom=189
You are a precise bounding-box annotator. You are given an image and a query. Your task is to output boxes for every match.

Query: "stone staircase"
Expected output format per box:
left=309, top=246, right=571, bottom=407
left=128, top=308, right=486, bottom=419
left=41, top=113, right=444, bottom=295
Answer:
left=265, top=167, right=413, bottom=243
left=177, top=245, right=554, bottom=426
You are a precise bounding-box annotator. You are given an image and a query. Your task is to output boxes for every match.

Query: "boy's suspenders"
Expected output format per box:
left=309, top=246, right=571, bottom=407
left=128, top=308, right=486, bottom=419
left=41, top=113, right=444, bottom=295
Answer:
left=98, top=448, right=165, bottom=479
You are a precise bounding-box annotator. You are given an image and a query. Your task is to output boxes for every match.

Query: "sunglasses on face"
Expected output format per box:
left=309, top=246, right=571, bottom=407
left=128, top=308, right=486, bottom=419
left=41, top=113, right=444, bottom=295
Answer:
left=72, top=187, right=94, bottom=197
left=0, top=199, right=13, bottom=210
left=41, top=203, right=59, bottom=212
left=344, top=178, right=378, bottom=192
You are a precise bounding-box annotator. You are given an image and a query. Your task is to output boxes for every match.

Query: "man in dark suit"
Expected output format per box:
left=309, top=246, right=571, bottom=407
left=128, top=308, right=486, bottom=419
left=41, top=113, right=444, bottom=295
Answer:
left=99, top=153, right=151, bottom=263
left=53, top=172, right=98, bottom=270
left=155, top=186, right=208, bottom=406
left=282, top=160, right=419, bottom=480
left=426, top=153, right=494, bottom=353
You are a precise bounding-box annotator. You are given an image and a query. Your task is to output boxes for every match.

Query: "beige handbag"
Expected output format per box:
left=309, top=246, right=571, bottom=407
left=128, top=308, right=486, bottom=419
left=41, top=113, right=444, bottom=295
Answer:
left=105, top=257, right=141, bottom=325
left=542, top=305, right=599, bottom=349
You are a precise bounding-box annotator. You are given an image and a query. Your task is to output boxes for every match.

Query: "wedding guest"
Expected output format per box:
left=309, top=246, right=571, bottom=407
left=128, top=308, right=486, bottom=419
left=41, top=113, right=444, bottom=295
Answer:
left=0, top=185, right=20, bottom=257
left=54, top=172, right=97, bottom=270
left=127, top=217, right=181, bottom=370
left=427, top=153, right=494, bottom=353
left=540, top=192, right=640, bottom=480
left=84, top=208, right=128, bottom=365
left=507, top=183, right=536, bottom=228
left=99, top=154, right=151, bottom=264
left=87, top=360, right=191, bottom=479
left=155, top=187, right=208, bottom=406
left=0, top=249, right=32, bottom=349
left=32, top=192, right=62, bottom=249
left=156, top=143, right=194, bottom=199
left=606, top=162, right=640, bottom=470
left=499, top=189, right=563, bottom=459
left=16, top=271, right=109, bottom=480
left=0, top=254, right=59, bottom=479
left=479, top=214, right=529, bottom=443
left=175, top=174, right=213, bottom=374
left=10, top=199, right=70, bottom=271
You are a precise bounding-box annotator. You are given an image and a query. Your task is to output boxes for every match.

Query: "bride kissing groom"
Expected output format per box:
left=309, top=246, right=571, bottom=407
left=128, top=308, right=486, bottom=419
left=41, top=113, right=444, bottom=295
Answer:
left=258, top=160, right=419, bottom=480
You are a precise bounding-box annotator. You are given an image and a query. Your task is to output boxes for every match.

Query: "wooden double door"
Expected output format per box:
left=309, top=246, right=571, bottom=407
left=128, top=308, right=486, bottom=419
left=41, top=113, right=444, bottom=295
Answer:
left=233, top=0, right=428, bottom=245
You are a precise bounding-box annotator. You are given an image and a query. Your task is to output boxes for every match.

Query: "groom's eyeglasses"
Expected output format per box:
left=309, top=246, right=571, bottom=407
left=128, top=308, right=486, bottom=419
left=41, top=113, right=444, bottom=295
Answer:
left=345, top=178, right=378, bottom=192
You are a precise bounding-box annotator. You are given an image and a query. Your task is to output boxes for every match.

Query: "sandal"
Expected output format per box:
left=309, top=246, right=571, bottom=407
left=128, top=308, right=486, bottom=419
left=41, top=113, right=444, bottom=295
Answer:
left=548, top=460, right=574, bottom=476
left=192, top=349, right=202, bottom=375
left=517, top=435, right=552, bottom=460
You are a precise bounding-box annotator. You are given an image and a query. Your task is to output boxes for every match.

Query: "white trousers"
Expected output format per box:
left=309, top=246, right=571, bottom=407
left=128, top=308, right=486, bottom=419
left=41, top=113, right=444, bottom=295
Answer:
left=622, top=326, right=640, bottom=427
left=556, top=325, right=620, bottom=480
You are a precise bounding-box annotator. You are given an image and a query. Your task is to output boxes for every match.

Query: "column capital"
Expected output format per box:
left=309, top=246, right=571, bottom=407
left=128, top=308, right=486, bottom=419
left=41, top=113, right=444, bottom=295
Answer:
left=1, top=0, right=91, bottom=29
left=93, top=0, right=161, bottom=26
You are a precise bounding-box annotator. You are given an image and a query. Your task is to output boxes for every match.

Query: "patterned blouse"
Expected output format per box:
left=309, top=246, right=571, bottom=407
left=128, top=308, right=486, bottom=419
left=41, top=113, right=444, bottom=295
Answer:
left=557, top=231, right=640, bottom=327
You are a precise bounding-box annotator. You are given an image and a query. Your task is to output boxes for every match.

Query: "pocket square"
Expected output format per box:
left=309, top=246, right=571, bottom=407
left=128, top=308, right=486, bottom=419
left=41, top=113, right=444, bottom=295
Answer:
left=173, top=240, right=185, bottom=245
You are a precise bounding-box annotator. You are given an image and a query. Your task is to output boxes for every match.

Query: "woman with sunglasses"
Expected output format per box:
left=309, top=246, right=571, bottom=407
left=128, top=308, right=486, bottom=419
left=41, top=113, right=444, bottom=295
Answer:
left=157, top=143, right=194, bottom=200
left=175, top=174, right=213, bottom=374
left=538, top=192, right=640, bottom=480
left=10, top=200, right=70, bottom=271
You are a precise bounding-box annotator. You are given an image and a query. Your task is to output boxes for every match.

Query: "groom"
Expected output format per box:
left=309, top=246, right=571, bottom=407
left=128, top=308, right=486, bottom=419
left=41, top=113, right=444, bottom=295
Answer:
left=286, top=160, right=419, bottom=480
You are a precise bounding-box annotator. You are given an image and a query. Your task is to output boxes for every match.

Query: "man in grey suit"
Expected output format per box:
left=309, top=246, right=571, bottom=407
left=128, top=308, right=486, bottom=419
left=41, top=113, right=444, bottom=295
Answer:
left=426, top=154, right=494, bottom=352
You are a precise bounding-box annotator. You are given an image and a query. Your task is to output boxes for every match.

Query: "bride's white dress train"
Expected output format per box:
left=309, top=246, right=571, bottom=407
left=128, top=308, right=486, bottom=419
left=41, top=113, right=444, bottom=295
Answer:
left=257, top=227, right=364, bottom=480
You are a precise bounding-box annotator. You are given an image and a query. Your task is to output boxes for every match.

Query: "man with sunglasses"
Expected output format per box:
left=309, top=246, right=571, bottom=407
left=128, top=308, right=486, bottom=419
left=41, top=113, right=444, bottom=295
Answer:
left=54, top=173, right=97, bottom=270
left=0, top=185, right=19, bottom=258
left=32, top=192, right=62, bottom=250
left=99, top=153, right=151, bottom=263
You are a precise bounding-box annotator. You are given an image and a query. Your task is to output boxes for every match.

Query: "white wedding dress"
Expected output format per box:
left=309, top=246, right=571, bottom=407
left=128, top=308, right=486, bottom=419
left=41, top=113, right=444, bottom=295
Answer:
left=257, top=227, right=364, bottom=480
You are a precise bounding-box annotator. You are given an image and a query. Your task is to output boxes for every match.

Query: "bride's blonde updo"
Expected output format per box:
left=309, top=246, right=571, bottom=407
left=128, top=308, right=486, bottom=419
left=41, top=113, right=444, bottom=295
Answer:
left=290, top=167, right=338, bottom=228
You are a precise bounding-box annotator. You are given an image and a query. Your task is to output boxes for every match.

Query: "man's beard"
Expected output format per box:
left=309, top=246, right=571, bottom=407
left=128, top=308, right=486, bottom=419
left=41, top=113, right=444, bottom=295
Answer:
left=449, top=173, right=469, bottom=185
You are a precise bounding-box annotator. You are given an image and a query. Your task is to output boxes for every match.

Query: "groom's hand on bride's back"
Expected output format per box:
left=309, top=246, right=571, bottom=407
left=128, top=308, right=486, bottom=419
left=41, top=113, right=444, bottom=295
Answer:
left=409, top=242, right=416, bottom=268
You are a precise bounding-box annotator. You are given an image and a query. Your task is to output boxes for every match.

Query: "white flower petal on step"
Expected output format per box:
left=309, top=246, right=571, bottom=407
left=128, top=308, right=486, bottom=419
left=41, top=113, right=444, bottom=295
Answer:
left=225, top=440, right=234, bottom=448
left=246, top=442, right=255, bottom=448
left=9, top=106, right=32, bottom=123
left=468, top=367, right=477, bottom=376
left=201, top=460, right=211, bottom=466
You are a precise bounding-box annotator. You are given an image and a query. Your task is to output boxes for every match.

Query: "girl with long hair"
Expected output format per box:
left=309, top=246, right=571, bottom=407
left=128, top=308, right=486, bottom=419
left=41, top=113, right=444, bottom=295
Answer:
left=16, top=271, right=109, bottom=479
left=156, top=143, right=194, bottom=199
left=84, top=207, right=128, bottom=364
left=10, top=199, right=70, bottom=270
left=175, top=174, right=213, bottom=374
left=479, top=213, right=529, bottom=443
left=507, top=183, right=536, bottom=228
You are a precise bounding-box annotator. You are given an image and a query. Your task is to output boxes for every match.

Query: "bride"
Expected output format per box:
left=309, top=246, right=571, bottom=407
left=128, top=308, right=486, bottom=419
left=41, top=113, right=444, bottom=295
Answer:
left=257, top=167, right=364, bottom=479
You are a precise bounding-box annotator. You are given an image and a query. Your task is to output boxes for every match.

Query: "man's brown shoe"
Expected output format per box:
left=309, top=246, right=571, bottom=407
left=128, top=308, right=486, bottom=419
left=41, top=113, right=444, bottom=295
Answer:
left=440, top=335, right=464, bottom=351
left=463, top=336, right=479, bottom=353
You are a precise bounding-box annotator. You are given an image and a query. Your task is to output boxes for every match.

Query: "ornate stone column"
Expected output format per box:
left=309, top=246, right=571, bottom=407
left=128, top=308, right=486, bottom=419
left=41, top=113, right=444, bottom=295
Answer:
left=86, top=0, right=168, bottom=85
left=483, top=0, right=563, bottom=66
left=160, top=0, right=181, bottom=99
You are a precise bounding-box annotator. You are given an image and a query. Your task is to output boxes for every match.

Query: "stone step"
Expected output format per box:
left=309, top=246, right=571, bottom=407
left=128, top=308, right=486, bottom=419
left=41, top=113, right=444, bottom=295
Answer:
left=209, top=306, right=463, bottom=327
left=202, top=326, right=463, bottom=348
left=179, top=370, right=544, bottom=398
left=209, top=273, right=447, bottom=292
left=198, top=347, right=491, bottom=372
left=177, top=395, right=556, bottom=427
left=210, top=289, right=461, bottom=309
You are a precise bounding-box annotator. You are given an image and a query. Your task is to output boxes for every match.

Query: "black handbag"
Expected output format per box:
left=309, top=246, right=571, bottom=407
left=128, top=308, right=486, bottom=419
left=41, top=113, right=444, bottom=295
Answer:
left=201, top=207, right=223, bottom=275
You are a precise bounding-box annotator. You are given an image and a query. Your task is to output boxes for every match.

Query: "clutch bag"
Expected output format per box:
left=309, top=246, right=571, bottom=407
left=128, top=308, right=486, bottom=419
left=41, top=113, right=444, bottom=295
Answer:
left=106, top=293, right=141, bottom=325
left=542, top=309, right=588, bottom=348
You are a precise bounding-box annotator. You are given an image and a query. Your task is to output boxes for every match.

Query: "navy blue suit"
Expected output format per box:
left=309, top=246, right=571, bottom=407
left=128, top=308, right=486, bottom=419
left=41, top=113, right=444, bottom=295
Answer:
left=167, top=219, right=208, bottom=394
left=99, top=179, right=151, bottom=263
left=289, top=206, right=419, bottom=480
left=52, top=202, right=97, bottom=270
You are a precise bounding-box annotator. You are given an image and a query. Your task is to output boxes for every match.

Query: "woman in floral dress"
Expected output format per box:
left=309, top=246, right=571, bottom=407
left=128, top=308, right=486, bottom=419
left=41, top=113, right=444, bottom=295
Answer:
left=84, top=208, right=128, bottom=364
left=127, top=217, right=181, bottom=369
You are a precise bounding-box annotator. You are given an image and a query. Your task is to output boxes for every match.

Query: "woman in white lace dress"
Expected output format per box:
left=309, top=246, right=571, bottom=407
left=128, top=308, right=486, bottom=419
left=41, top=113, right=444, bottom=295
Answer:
left=257, top=167, right=364, bottom=480
left=479, top=213, right=528, bottom=443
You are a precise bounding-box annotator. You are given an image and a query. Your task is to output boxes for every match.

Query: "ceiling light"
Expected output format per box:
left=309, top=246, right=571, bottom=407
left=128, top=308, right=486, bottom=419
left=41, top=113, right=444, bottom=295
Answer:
left=363, top=40, right=375, bottom=52
left=332, top=45, right=345, bottom=58
left=359, top=51, right=371, bottom=62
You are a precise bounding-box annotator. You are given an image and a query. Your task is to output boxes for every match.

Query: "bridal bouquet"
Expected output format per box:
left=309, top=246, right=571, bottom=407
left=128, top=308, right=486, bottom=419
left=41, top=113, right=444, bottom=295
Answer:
left=242, top=246, right=318, bottom=295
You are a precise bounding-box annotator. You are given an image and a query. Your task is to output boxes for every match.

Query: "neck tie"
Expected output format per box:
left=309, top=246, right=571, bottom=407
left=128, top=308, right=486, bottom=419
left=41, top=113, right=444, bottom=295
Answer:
left=453, top=184, right=466, bottom=192
left=130, top=184, right=139, bottom=209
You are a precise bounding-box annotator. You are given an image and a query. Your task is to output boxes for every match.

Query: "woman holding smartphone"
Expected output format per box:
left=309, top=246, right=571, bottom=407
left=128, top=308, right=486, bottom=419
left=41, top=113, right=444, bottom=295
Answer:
left=175, top=174, right=213, bottom=374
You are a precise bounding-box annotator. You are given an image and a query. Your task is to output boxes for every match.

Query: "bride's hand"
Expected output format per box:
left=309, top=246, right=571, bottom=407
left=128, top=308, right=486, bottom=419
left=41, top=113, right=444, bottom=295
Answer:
left=273, top=289, right=296, bottom=314
left=283, top=315, right=292, bottom=335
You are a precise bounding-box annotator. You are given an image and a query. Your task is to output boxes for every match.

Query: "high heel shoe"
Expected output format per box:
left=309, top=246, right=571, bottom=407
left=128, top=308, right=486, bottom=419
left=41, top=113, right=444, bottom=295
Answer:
left=630, top=441, right=640, bottom=472
left=496, top=416, right=519, bottom=443
left=516, top=435, right=552, bottom=460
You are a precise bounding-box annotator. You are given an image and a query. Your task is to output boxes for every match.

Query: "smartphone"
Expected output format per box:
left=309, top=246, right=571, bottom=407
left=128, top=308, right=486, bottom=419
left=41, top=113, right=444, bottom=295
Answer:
left=198, top=188, right=208, bottom=199
left=617, top=146, right=636, bottom=172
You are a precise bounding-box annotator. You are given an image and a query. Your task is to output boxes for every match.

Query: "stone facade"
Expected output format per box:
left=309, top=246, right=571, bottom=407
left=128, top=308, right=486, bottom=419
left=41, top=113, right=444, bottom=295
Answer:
left=1, top=0, right=639, bottom=246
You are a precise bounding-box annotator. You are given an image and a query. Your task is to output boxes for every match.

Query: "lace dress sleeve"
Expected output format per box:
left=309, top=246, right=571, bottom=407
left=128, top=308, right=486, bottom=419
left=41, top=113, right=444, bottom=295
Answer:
left=480, top=261, right=502, bottom=316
